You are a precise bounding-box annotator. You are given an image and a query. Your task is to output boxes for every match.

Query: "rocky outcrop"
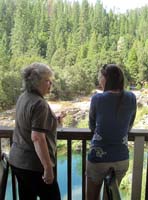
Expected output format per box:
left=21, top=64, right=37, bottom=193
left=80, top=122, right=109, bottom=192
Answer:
left=133, top=89, right=148, bottom=107
left=0, top=89, right=147, bottom=128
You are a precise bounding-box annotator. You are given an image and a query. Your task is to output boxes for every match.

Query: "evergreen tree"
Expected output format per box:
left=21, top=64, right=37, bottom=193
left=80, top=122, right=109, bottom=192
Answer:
left=0, top=33, right=10, bottom=69
left=126, top=45, right=138, bottom=82
left=137, top=40, right=148, bottom=83
left=87, top=32, right=98, bottom=60
left=11, top=0, right=31, bottom=57
left=78, top=0, right=90, bottom=44
left=0, top=0, right=148, bottom=106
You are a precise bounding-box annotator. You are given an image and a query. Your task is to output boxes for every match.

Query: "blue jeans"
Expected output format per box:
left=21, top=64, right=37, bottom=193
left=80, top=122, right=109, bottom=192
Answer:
left=11, top=165, right=61, bottom=200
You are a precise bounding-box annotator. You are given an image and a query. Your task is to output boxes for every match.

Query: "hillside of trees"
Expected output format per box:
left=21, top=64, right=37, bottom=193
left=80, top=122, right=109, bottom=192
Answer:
left=0, top=0, right=148, bottom=110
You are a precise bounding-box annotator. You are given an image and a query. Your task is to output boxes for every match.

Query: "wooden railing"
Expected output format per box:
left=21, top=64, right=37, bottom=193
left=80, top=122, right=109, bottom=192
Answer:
left=0, top=126, right=148, bottom=200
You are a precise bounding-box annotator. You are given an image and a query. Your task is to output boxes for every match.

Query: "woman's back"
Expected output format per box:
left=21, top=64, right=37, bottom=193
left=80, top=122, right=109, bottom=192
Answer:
left=88, top=90, right=136, bottom=162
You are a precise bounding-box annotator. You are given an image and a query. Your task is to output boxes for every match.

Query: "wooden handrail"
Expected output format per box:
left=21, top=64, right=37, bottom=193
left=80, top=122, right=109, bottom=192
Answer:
left=0, top=127, right=148, bottom=200
left=0, top=126, right=148, bottom=140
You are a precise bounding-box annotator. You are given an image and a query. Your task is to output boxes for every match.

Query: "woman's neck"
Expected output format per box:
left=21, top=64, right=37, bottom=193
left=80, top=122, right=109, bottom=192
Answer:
left=106, top=90, right=121, bottom=93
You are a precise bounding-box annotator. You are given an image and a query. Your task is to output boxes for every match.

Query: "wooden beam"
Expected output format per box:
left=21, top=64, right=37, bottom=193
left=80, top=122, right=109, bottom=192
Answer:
left=131, top=136, right=145, bottom=200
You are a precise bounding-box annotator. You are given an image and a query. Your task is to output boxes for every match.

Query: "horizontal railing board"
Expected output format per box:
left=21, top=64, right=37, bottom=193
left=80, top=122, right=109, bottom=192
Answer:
left=1, top=127, right=148, bottom=141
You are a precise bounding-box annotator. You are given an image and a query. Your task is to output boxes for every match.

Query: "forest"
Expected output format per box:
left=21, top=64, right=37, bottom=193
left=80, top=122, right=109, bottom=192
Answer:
left=0, top=0, right=148, bottom=110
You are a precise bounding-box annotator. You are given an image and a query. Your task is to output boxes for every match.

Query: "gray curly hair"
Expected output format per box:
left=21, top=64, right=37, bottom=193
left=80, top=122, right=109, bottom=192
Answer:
left=22, top=62, right=53, bottom=92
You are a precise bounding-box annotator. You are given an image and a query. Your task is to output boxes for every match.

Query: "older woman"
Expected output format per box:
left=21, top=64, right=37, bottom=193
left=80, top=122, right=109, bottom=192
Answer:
left=86, top=64, right=137, bottom=200
left=9, top=62, right=61, bottom=200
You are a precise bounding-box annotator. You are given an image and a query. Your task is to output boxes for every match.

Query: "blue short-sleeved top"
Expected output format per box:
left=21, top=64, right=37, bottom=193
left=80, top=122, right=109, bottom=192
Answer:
left=88, top=91, right=137, bottom=163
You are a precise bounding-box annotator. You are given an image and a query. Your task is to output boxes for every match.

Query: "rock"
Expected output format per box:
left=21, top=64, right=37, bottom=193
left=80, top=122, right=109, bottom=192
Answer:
left=133, top=89, right=148, bottom=107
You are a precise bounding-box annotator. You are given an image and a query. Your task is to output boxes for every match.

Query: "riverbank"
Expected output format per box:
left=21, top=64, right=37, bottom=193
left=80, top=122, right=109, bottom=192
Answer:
left=0, top=89, right=147, bottom=128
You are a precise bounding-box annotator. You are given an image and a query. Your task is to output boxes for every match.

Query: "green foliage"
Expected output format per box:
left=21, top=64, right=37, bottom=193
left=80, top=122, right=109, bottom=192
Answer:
left=0, top=82, right=8, bottom=111
left=0, top=71, right=21, bottom=109
left=57, top=140, right=67, bottom=155
left=63, top=114, right=74, bottom=127
left=0, top=0, right=148, bottom=106
left=10, top=54, right=47, bottom=71
left=144, top=82, right=148, bottom=89
left=136, top=83, right=142, bottom=90
left=126, top=47, right=138, bottom=82
left=134, top=106, right=148, bottom=126
left=51, top=48, right=66, bottom=68
left=76, top=117, right=89, bottom=128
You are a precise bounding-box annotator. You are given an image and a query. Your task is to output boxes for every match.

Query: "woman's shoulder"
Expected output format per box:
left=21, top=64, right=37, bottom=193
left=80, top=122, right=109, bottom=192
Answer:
left=90, top=93, right=104, bottom=106
left=123, top=91, right=137, bottom=106
left=123, top=90, right=136, bottom=99
left=92, top=92, right=103, bottom=100
left=25, top=91, right=48, bottom=108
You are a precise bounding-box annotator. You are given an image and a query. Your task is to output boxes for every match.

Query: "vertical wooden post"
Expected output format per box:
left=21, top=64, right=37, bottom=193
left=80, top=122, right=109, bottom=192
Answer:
left=67, top=139, right=72, bottom=200
left=131, top=136, right=144, bottom=200
left=145, top=142, right=148, bottom=200
left=82, top=140, right=86, bottom=200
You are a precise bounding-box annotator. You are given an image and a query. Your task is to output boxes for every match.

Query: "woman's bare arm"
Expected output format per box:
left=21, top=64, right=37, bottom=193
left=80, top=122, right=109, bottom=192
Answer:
left=31, top=131, right=54, bottom=184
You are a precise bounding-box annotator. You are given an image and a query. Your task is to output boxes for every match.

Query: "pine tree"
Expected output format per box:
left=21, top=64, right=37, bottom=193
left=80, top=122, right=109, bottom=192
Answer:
left=11, top=0, right=31, bottom=57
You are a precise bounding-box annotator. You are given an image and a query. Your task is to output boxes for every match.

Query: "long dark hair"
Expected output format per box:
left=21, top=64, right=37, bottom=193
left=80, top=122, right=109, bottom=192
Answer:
left=100, top=64, right=125, bottom=116
left=101, top=64, right=124, bottom=92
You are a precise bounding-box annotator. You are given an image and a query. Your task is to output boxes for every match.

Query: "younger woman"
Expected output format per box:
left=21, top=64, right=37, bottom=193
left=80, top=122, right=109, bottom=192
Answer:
left=86, top=64, right=137, bottom=200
